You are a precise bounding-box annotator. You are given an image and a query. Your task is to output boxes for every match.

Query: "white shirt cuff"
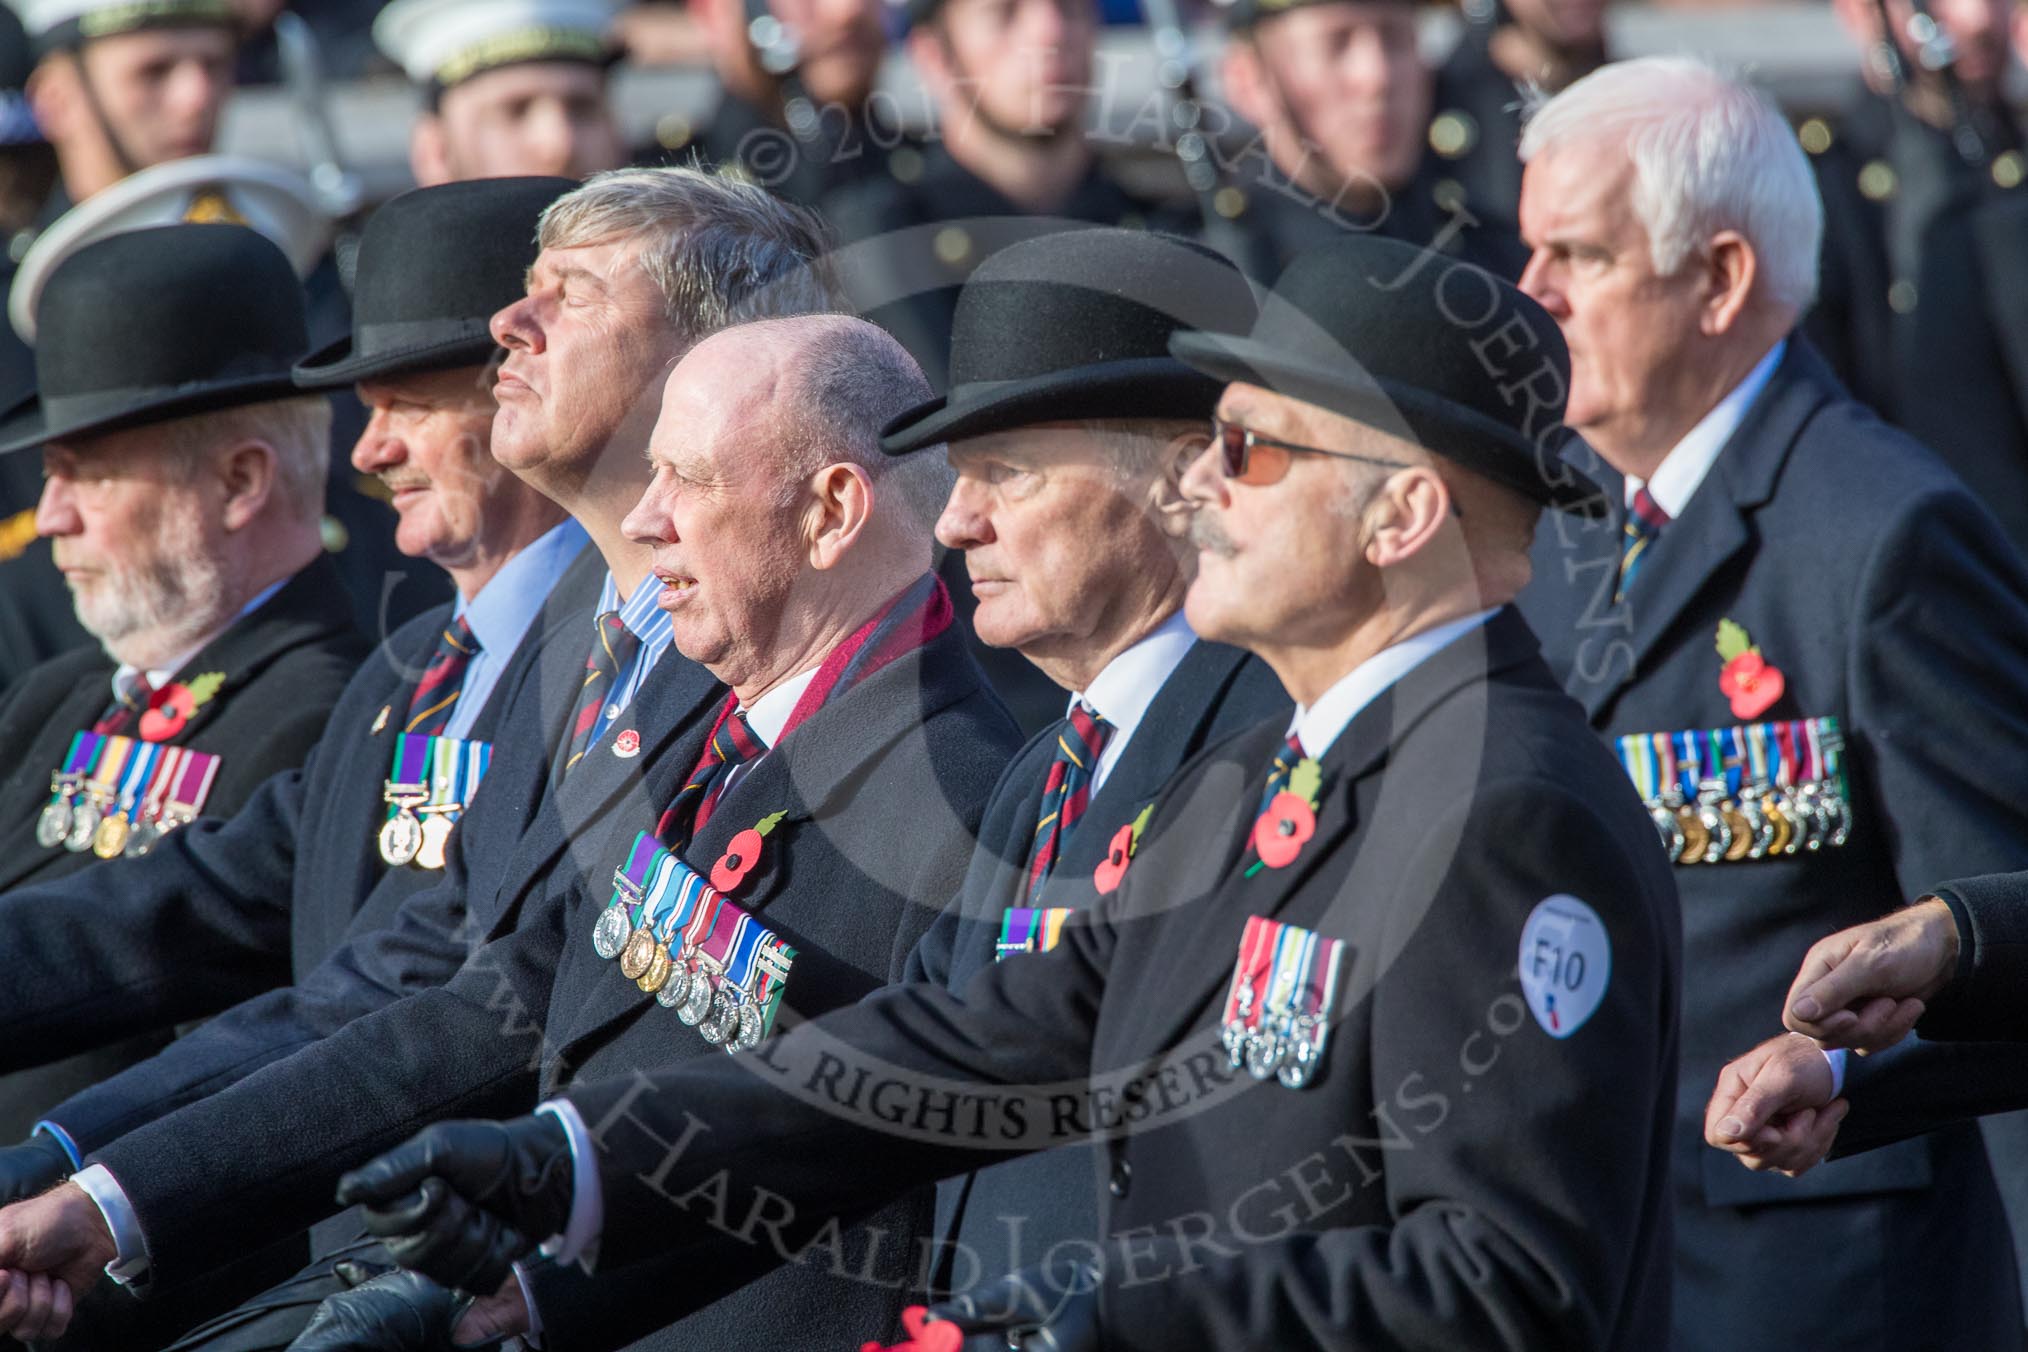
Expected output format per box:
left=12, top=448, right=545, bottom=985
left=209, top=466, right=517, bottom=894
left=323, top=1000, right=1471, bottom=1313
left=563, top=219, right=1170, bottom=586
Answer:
left=69, top=1164, right=151, bottom=1285
left=536, top=1101, right=602, bottom=1271
left=33, top=1121, right=82, bottom=1171
left=513, top=1261, right=545, bottom=1346
left=1823, top=1047, right=1847, bottom=1097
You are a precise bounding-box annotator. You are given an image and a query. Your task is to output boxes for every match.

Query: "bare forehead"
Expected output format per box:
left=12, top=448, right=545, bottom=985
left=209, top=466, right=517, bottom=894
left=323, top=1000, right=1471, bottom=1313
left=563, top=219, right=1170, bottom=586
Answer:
left=650, top=339, right=786, bottom=455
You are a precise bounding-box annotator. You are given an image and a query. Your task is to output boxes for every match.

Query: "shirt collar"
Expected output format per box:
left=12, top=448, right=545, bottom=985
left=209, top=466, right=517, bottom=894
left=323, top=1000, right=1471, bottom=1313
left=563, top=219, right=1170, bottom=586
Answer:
left=455, top=519, right=589, bottom=659
left=1072, top=609, right=1197, bottom=739
left=1628, top=338, right=1786, bottom=519
left=738, top=667, right=821, bottom=749
left=597, top=568, right=677, bottom=651
left=1287, top=608, right=1500, bottom=759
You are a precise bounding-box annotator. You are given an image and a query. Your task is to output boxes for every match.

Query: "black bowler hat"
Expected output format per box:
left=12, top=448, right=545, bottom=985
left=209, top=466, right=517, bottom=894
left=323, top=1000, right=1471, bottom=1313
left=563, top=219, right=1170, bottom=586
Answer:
left=294, top=176, right=578, bottom=390
left=1170, top=234, right=1604, bottom=512
left=0, top=224, right=307, bottom=456
left=880, top=228, right=1259, bottom=456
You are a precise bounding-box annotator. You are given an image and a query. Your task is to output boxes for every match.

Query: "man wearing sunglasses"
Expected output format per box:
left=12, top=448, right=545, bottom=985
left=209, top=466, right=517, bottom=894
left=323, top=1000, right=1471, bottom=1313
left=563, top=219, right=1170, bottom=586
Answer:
left=332, top=231, right=1683, bottom=1352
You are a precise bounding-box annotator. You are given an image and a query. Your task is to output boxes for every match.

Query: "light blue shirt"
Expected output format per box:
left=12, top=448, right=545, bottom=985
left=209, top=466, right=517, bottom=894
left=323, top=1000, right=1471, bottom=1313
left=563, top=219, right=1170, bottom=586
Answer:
left=443, top=519, right=589, bottom=741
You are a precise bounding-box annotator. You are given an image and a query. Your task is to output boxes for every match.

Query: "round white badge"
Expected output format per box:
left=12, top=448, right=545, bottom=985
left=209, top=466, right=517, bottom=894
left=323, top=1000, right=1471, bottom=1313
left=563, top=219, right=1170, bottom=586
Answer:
left=1517, top=894, right=1611, bottom=1040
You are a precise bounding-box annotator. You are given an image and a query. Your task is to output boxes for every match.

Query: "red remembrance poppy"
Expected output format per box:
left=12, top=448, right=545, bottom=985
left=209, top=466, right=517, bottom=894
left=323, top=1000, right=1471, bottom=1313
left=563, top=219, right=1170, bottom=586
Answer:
left=1720, top=651, right=1785, bottom=720
left=862, top=1306, right=962, bottom=1352
left=1253, top=791, right=1317, bottom=869
left=711, top=828, right=766, bottom=891
left=138, top=686, right=196, bottom=742
left=1093, top=822, right=1137, bottom=894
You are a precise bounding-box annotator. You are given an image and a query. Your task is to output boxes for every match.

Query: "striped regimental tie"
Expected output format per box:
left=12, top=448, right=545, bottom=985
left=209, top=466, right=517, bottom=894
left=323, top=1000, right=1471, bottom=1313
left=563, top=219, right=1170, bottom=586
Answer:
left=1023, top=700, right=1113, bottom=904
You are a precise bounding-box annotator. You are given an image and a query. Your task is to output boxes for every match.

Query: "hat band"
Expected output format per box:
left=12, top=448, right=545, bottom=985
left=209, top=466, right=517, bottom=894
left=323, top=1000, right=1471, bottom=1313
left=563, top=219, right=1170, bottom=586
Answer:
left=34, top=0, right=234, bottom=53
left=40, top=370, right=290, bottom=431
left=433, top=27, right=611, bottom=88
left=347, top=315, right=497, bottom=358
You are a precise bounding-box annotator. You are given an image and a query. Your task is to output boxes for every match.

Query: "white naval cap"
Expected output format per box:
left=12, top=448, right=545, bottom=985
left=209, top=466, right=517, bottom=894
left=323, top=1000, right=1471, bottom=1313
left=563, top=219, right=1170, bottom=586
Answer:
left=4, top=0, right=234, bottom=51
left=373, top=0, right=619, bottom=90
left=11, top=153, right=331, bottom=341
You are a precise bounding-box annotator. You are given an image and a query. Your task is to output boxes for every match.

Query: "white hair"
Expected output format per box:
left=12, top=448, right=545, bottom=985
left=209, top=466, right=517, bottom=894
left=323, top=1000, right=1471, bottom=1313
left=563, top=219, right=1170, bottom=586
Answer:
left=158, top=394, right=334, bottom=525
left=1519, top=56, right=1823, bottom=311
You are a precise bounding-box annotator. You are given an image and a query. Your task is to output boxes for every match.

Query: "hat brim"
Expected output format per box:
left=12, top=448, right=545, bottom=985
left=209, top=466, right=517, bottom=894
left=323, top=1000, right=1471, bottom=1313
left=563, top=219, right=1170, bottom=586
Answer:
left=1170, top=332, right=1606, bottom=513
left=0, top=372, right=307, bottom=457
left=881, top=356, right=1225, bottom=456
left=293, top=327, right=503, bottom=390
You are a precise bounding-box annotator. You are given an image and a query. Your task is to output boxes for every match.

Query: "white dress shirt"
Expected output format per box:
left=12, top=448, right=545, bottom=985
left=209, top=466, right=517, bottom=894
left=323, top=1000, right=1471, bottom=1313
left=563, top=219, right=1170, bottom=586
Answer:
left=1289, top=608, right=1501, bottom=759
left=1073, top=609, right=1199, bottom=794
left=1624, top=339, right=1786, bottom=518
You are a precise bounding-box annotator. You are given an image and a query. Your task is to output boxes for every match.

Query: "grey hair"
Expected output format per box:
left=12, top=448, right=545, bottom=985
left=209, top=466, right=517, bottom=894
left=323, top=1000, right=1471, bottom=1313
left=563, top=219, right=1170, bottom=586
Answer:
left=538, top=165, right=845, bottom=337
left=157, top=394, right=333, bottom=524
left=1080, top=417, right=1209, bottom=481
left=1519, top=56, right=1823, bottom=311
left=743, top=314, right=954, bottom=530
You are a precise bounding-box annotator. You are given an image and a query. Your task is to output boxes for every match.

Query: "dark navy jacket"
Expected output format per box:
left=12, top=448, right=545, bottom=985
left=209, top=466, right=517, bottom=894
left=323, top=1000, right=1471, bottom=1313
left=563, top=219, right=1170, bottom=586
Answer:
left=1519, top=339, right=2028, bottom=1351
left=903, top=636, right=1288, bottom=1298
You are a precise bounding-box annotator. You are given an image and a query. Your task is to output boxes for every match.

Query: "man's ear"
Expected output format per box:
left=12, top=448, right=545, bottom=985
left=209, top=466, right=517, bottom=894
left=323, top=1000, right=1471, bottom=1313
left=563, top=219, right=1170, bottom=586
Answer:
left=215, top=439, right=281, bottom=533
left=906, top=24, right=957, bottom=109
left=409, top=116, right=453, bottom=188
left=807, top=462, right=875, bottom=570
left=1149, top=429, right=1211, bottom=538
left=25, top=57, right=80, bottom=146
left=1363, top=466, right=1451, bottom=570
left=1219, top=38, right=1273, bottom=136
left=1700, top=230, right=1759, bottom=338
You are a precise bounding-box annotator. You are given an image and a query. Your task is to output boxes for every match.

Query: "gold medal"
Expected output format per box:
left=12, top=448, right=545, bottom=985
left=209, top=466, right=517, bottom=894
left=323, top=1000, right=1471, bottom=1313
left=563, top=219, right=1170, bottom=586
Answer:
left=1721, top=805, right=1754, bottom=862
left=1674, top=806, right=1708, bottom=866
left=619, top=926, right=657, bottom=981
left=93, top=813, right=130, bottom=859
left=1764, top=799, right=1792, bottom=856
left=636, top=943, right=674, bottom=994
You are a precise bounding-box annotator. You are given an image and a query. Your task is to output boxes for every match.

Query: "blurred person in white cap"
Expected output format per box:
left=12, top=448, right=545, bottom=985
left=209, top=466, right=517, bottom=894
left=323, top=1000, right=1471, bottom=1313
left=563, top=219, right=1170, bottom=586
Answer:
left=375, top=0, right=629, bottom=186
left=5, top=0, right=239, bottom=218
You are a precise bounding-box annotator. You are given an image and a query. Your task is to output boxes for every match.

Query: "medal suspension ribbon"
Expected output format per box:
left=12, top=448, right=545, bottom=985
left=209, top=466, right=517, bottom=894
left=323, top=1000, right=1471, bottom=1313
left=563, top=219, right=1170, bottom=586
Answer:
left=1221, top=915, right=1278, bottom=1063
left=163, top=750, right=221, bottom=830
left=50, top=732, right=102, bottom=808
left=129, top=746, right=185, bottom=850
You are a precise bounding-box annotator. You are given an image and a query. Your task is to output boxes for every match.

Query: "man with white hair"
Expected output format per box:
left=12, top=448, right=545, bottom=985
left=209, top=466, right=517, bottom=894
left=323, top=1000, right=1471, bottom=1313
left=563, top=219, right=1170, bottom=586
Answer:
left=1512, top=56, right=2028, bottom=1350
left=0, top=224, right=364, bottom=1137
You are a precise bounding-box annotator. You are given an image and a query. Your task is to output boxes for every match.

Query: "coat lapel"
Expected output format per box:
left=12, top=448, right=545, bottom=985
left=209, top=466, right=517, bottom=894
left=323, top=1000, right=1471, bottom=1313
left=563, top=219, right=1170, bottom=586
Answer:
left=1575, top=341, right=1835, bottom=723
left=1127, top=610, right=1541, bottom=1059
left=159, top=556, right=358, bottom=745
left=554, top=625, right=985, bottom=1052
left=486, top=651, right=724, bottom=937
left=1045, top=642, right=1265, bottom=899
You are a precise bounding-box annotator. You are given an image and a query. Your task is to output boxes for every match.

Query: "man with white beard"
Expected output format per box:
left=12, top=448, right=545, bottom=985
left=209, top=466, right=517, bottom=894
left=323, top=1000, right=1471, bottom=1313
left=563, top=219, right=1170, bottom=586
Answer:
left=0, top=221, right=365, bottom=1139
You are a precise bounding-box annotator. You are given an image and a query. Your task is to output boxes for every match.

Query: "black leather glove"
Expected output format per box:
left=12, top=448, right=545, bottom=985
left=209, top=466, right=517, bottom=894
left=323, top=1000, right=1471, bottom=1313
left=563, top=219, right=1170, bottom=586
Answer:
left=336, top=1115, right=573, bottom=1297
left=925, top=1257, right=1101, bottom=1352
left=282, top=1268, right=491, bottom=1352
left=0, top=1132, right=73, bottom=1205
